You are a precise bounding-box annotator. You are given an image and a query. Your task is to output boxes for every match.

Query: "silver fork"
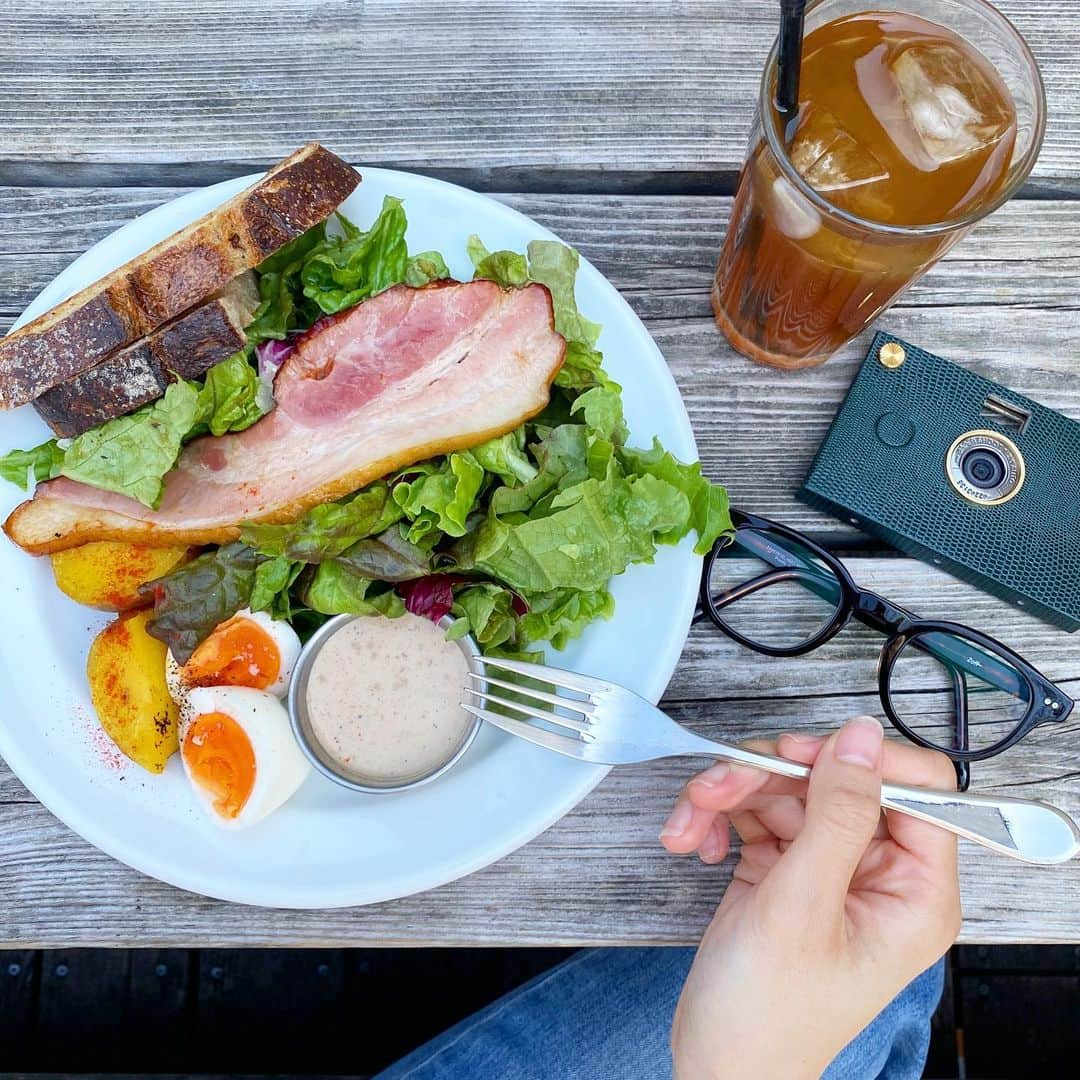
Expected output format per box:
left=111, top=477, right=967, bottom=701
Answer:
left=463, top=657, right=1080, bottom=866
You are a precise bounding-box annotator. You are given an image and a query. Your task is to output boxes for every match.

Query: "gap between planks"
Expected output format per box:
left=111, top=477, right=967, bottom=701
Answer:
left=2, top=160, right=1080, bottom=202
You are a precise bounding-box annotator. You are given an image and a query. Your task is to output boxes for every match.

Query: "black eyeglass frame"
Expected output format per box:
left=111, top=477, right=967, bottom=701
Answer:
left=697, top=509, right=1075, bottom=765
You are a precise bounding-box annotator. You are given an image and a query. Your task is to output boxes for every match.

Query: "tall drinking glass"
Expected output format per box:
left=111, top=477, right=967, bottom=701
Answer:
left=713, top=0, right=1046, bottom=369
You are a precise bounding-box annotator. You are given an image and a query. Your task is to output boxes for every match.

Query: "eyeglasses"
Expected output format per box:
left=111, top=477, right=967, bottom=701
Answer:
left=695, top=510, right=1075, bottom=791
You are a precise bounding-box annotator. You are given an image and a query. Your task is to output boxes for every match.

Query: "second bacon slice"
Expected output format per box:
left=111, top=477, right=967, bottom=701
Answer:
left=4, top=280, right=566, bottom=554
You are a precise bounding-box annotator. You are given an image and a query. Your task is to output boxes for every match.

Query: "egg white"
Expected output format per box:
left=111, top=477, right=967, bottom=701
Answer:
left=180, top=685, right=311, bottom=829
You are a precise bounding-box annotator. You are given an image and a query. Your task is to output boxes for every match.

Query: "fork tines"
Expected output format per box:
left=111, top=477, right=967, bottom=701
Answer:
left=461, top=656, right=609, bottom=746
left=472, top=655, right=612, bottom=695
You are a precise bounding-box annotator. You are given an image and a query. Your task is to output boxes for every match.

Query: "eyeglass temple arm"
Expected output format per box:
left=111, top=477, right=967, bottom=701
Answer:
left=910, top=632, right=1028, bottom=701
left=706, top=567, right=831, bottom=611
left=710, top=533, right=1027, bottom=699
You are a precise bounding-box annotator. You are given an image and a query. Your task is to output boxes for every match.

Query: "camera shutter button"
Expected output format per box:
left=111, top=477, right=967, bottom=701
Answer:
left=875, top=412, right=917, bottom=448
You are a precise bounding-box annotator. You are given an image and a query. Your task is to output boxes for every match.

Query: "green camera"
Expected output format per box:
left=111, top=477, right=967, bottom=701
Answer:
left=799, top=333, right=1080, bottom=632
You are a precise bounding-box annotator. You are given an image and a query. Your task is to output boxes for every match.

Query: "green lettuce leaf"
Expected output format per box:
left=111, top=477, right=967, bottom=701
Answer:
left=627, top=473, right=692, bottom=538
left=1, top=352, right=268, bottom=507
left=301, top=198, right=410, bottom=314
left=488, top=424, right=588, bottom=517
left=470, top=429, right=538, bottom=486
left=246, top=222, right=329, bottom=343
left=0, top=440, right=64, bottom=490
left=554, top=340, right=611, bottom=392
left=258, top=220, right=331, bottom=277
left=526, top=240, right=601, bottom=348
left=519, top=587, right=614, bottom=650
left=334, top=528, right=431, bottom=582
left=143, top=542, right=262, bottom=663
left=303, top=560, right=406, bottom=618
left=619, top=439, right=733, bottom=554
left=570, top=385, right=627, bottom=444
left=194, top=351, right=265, bottom=437
left=451, top=583, right=519, bottom=648
left=239, top=481, right=402, bottom=561
left=55, top=351, right=267, bottom=508
left=405, top=250, right=451, bottom=287
left=59, top=380, right=204, bottom=507
left=467, top=235, right=530, bottom=288
left=392, top=452, right=485, bottom=539
left=249, top=555, right=302, bottom=616
left=460, top=475, right=658, bottom=592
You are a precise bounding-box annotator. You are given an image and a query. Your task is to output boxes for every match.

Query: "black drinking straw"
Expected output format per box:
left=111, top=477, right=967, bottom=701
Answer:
left=775, top=0, right=808, bottom=139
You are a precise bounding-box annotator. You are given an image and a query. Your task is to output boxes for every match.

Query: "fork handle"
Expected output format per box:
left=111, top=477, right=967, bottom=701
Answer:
left=682, top=735, right=1080, bottom=866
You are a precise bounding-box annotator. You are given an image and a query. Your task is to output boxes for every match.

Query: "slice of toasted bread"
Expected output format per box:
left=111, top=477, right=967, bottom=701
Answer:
left=33, top=274, right=261, bottom=438
left=0, top=143, right=359, bottom=410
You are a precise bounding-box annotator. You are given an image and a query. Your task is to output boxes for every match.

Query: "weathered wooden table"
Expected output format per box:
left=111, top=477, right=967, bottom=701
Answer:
left=1, top=0, right=1077, bottom=947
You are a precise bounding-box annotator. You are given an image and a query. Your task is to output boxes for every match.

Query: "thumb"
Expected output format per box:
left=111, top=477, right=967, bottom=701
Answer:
left=772, top=717, right=885, bottom=912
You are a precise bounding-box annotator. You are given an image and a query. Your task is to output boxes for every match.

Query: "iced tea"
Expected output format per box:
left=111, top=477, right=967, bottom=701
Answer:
left=713, top=5, right=1041, bottom=369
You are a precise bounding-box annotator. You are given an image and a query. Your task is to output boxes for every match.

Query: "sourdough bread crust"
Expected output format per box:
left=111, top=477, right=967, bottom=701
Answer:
left=33, top=273, right=261, bottom=437
left=0, top=144, right=360, bottom=408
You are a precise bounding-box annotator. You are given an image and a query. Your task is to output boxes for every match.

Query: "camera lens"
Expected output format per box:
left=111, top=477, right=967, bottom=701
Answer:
left=946, top=431, right=1025, bottom=506
left=960, top=446, right=1007, bottom=491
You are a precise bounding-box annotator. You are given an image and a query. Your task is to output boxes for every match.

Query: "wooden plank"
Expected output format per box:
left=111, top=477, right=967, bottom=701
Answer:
left=350, top=950, right=511, bottom=1073
left=193, top=949, right=347, bottom=1074
left=0, top=951, right=38, bottom=1069
left=925, top=953, right=958, bottom=1080
left=0, top=2, right=1078, bottom=187
left=959, top=973, right=1080, bottom=1075
left=955, top=943, right=1080, bottom=971
left=33, top=950, right=130, bottom=1072
left=8, top=187, right=1080, bottom=309
left=0, top=559, right=1076, bottom=948
left=1, top=190, right=1078, bottom=542
left=124, top=950, right=192, bottom=1072
left=0, top=740, right=1074, bottom=949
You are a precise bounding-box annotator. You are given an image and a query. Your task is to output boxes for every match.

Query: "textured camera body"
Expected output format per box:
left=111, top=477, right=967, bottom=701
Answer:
left=799, top=332, right=1080, bottom=631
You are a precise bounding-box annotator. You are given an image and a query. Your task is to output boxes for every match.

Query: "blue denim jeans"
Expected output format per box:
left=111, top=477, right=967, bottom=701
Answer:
left=376, top=947, right=944, bottom=1079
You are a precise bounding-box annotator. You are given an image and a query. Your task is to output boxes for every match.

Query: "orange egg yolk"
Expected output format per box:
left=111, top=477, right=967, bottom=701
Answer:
left=183, top=616, right=280, bottom=690
left=183, top=711, right=257, bottom=820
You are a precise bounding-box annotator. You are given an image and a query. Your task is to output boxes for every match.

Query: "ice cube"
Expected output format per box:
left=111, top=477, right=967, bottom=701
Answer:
left=791, top=107, right=891, bottom=193
left=769, top=176, right=821, bottom=240
left=890, top=43, right=1013, bottom=169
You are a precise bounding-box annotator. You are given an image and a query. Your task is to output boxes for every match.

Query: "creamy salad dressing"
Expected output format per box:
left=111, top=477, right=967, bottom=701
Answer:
left=305, top=615, right=472, bottom=783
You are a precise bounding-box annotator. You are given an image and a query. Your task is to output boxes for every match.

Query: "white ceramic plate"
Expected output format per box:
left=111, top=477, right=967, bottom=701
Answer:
left=0, top=167, right=700, bottom=908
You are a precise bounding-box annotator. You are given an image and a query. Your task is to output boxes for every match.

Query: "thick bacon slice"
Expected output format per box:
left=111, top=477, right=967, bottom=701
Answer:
left=4, top=280, right=565, bottom=554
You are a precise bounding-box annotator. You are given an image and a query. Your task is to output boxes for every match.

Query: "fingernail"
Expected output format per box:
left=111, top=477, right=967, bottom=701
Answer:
left=835, top=717, right=883, bottom=770
left=688, top=762, right=730, bottom=791
left=784, top=732, right=823, bottom=745
left=660, top=799, right=694, bottom=839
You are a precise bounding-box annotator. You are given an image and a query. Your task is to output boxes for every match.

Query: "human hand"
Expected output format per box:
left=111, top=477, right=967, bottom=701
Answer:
left=661, top=717, right=962, bottom=1080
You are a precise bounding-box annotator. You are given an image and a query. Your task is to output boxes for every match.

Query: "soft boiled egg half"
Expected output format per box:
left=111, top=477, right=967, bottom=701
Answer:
left=166, top=608, right=301, bottom=700
left=165, top=609, right=308, bottom=828
left=179, top=685, right=311, bottom=829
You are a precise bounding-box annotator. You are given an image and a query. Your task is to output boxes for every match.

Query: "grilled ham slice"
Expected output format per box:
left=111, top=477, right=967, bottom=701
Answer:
left=4, top=280, right=565, bottom=554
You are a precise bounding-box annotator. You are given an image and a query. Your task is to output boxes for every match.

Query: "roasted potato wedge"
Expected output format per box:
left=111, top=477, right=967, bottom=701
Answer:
left=86, top=609, right=179, bottom=774
left=51, top=540, right=193, bottom=611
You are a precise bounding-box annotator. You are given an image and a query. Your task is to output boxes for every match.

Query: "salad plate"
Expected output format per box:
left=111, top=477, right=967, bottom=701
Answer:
left=0, top=167, right=701, bottom=908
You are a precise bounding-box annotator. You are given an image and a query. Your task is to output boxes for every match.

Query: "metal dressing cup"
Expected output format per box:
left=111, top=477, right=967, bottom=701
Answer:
left=288, top=613, right=484, bottom=794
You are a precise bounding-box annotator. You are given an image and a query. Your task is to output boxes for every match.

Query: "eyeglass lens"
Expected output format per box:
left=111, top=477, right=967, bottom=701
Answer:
left=707, top=528, right=844, bottom=650
left=887, top=630, right=1032, bottom=754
